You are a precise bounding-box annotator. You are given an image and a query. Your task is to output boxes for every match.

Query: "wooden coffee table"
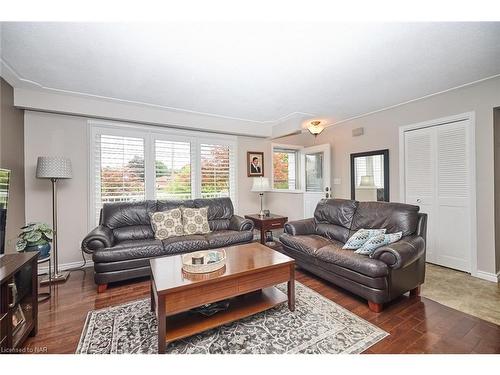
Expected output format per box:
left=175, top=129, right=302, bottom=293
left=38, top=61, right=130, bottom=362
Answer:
left=149, top=242, right=295, bottom=353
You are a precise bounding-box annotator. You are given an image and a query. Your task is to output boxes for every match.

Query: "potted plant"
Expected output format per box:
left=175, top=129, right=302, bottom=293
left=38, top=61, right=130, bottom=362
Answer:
left=16, top=222, right=53, bottom=259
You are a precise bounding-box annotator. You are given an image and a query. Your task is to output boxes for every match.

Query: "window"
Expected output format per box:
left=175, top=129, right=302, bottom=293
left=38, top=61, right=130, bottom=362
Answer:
left=200, top=143, right=233, bottom=199
left=155, top=140, right=192, bottom=200
left=95, top=134, right=145, bottom=223
left=272, top=147, right=298, bottom=190
left=91, top=123, right=236, bottom=226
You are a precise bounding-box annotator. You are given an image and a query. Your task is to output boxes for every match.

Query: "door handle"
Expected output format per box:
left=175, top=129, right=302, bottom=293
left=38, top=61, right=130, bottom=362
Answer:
left=416, top=198, right=422, bottom=203
left=8, top=282, right=18, bottom=308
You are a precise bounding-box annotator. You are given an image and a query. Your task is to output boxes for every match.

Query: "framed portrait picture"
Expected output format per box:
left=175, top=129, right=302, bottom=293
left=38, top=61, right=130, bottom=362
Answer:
left=247, top=151, right=264, bottom=177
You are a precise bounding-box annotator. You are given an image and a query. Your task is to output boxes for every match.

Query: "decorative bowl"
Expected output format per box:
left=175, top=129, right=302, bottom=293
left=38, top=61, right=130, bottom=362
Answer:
left=181, top=249, right=226, bottom=274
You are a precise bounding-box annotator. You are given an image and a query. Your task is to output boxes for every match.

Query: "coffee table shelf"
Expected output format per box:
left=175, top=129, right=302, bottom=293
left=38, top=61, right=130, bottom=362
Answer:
left=164, top=286, right=287, bottom=344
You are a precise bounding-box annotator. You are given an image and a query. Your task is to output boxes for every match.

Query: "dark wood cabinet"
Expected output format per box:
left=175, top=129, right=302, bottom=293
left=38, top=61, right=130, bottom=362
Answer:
left=0, top=252, right=38, bottom=353
left=244, top=214, right=288, bottom=245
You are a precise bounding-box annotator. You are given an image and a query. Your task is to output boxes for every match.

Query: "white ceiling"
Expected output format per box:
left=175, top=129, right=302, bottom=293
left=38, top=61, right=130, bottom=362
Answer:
left=1, top=22, right=500, bottom=127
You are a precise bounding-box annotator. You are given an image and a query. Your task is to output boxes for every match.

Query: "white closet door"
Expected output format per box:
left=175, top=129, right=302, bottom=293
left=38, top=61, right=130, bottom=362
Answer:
left=435, top=121, right=471, bottom=271
left=404, top=119, right=472, bottom=272
left=404, top=127, right=437, bottom=263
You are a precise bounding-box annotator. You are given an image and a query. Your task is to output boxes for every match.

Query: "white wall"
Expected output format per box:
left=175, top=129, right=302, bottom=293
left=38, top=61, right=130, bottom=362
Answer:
left=292, top=76, right=500, bottom=278
left=24, top=111, right=89, bottom=266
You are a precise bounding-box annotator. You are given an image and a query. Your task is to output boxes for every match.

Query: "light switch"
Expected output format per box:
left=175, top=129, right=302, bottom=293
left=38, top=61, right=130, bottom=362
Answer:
left=333, top=178, right=341, bottom=185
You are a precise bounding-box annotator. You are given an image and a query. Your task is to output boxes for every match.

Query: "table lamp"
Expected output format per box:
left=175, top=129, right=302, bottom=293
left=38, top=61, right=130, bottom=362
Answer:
left=251, top=177, right=270, bottom=217
left=36, top=156, right=73, bottom=284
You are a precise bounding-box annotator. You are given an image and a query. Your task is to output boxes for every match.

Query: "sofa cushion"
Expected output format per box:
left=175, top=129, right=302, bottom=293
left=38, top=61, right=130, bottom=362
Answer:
left=149, top=208, right=184, bottom=240
left=181, top=206, right=211, bottom=235
left=313, top=199, right=359, bottom=243
left=209, top=219, right=231, bottom=231
left=162, top=235, right=209, bottom=254
left=280, top=233, right=332, bottom=256
left=315, top=244, right=389, bottom=278
left=194, top=197, right=234, bottom=220
left=350, top=201, right=419, bottom=237
left=92, top=239, right=165, bottom=263
left=156, top=199, right=195, bottom=212
left=101, top=200, right=156, bottom=229
left=205, top=230, right=253, bottom=248
left=113, top=225, right=154, bottom=242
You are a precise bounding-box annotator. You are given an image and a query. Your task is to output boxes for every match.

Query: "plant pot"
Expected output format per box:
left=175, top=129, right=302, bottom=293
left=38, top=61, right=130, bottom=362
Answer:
left=25, top=243, right=51, bottom=260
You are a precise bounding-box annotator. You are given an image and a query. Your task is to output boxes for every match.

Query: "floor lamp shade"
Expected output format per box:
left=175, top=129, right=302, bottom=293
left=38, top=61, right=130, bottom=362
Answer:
left=36, top=157, right=73, bottom=179
left=36, top=156, right=72, bottom=285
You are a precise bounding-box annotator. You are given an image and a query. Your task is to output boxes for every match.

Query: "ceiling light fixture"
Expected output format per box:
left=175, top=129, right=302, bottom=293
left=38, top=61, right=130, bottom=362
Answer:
left=307, top=120, right=324, bottom=137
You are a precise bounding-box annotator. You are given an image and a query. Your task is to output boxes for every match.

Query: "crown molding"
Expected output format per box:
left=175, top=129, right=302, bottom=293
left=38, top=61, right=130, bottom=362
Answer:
left=0, top=58, right=317, bottom=137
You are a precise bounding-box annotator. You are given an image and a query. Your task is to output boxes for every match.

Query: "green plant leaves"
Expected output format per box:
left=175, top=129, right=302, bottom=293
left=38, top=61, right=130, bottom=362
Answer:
left=25, top=230, right=42, bottom=243
left=16, top=239, right=27, bottom=252
left=17, top=222, right=53, bottom=245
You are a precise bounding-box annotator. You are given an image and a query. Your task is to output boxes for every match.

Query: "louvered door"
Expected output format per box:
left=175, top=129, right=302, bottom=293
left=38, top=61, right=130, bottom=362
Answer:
left=435, top=121, right=471, bottom=271
left=404, top=127, right=437, bottom=263
left=404, top=119, right=472, bottom=272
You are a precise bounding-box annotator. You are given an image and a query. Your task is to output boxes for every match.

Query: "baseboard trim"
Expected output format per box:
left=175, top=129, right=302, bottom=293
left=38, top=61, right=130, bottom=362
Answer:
left=474, top=270, right=500, bottom=283
left=39, top=259, right=94, bottom=274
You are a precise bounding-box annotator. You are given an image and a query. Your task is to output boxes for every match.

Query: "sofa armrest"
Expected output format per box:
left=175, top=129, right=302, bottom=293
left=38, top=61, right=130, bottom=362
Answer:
left=370, top=235, right=425, bottom=270
left=284, top=218, right=316, bottom=236
left=81, top=225, right=115, bottom=254
left=229, top=215, right=254, bottom=231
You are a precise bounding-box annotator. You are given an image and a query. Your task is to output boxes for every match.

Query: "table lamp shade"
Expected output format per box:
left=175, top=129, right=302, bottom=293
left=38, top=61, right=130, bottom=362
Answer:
left=36, top=157, right=73, bottom=179
left=251, top=177, right=270, bottom=192
left=360, top=175, right=375, bottom=187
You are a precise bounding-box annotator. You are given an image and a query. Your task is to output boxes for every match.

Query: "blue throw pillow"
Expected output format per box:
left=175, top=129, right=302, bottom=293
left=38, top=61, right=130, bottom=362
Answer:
left=343, top=229, right=386, bottom=250
left=355, top=232, right=403, bottom=256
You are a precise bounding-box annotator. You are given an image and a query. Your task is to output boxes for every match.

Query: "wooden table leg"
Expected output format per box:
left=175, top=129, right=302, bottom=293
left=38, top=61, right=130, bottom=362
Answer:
left=157, top=298, right=166, bottom=354
left=150, top=280, right=155, bottom=312
left=288, top=264, right=295, bottom=312
left=260, top=226, right=266, bottom=244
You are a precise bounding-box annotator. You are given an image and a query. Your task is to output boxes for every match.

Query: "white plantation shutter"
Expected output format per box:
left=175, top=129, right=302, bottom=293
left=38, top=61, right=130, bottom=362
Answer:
left=154, top=140, right=193, bottom=200
left=94, top=134, right=145, bottom=223
left=200, top=143, right=235, bottom=200
left=91, top=123, right=237, bottom=226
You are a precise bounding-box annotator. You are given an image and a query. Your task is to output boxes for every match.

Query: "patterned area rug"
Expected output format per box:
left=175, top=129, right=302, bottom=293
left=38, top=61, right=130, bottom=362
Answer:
left=76, top=282, right=388, bottom=354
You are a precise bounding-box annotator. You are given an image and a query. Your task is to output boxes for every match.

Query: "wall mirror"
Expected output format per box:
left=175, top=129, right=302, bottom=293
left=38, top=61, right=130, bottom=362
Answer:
left=350, top=149, right=389, bottom=202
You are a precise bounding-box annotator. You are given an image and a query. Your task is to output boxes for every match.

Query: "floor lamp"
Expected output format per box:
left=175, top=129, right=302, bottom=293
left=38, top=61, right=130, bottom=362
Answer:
left=36, top=156, right=73, bottom=284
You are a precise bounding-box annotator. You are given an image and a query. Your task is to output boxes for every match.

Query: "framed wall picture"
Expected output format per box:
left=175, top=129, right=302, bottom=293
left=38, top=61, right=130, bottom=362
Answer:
left=247, top=151, right=264, bottom=177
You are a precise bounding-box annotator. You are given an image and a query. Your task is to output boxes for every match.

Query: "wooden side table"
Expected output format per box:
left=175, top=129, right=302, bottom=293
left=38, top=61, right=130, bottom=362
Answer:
left=244, top=214, right=288, bottom=245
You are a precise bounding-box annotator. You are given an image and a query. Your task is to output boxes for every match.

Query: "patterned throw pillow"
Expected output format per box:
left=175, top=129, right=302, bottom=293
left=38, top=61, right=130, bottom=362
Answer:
left=355, top=232, right=403, bottom=256
left=149, top=208, right=184, bottom=240
left=181, top=206, right=211, bottom=235
left=343, top=229, right=387, bottom=250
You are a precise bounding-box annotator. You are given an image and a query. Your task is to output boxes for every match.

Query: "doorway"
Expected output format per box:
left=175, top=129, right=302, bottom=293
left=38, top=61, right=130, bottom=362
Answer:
left=301, top=143, right=331, bottom=218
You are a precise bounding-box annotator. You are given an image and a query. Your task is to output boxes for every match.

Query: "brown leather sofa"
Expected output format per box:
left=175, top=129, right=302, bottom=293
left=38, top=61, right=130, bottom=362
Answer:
left=81, top=197, right=254, bottom=292
left=279, top=199, right=427, bottom=312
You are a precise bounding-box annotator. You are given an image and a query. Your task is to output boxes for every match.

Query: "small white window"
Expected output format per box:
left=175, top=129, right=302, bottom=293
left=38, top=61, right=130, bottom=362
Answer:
left=272, top=147, right=299, bottom=190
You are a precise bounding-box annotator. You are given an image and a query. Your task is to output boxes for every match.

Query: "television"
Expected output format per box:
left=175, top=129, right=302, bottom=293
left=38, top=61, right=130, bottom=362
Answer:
left=0, top=168, right=10, bottom=255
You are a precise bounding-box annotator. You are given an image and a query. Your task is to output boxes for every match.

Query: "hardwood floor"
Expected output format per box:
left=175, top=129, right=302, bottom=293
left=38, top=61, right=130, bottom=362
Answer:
left=24, top=266, right=500, bottom=354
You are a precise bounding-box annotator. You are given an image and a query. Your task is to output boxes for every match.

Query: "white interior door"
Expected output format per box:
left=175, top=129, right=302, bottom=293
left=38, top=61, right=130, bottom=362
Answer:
left=302, top=144, right=331, bottom=218
left=404, top=119, right=472, bottom=272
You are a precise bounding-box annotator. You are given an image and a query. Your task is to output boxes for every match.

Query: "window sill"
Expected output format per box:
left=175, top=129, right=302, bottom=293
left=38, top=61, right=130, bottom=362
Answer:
left=268, top=189, right=304, bottom=194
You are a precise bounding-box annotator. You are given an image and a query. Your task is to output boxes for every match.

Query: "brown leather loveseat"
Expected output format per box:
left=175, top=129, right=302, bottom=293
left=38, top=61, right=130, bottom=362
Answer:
left=279, top=199, right=427, bottom=312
